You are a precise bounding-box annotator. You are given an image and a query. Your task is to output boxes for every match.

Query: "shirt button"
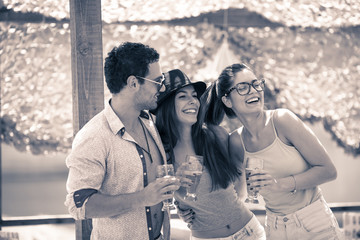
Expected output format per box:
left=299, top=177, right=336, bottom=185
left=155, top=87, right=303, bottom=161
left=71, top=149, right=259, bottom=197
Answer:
left=146, top=209, right=150, bottom=212
left=283, top=217, right=289, bottom=222
left=144, top=172, right=147, bottom=176
left=148, top=227, right=152, bottom=231
left=140, top=155, right=144, bottom=158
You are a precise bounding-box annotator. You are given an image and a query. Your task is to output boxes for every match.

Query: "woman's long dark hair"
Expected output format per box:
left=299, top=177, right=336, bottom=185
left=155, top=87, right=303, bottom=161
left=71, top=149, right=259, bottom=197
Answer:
left=192, top=63, right=252, bottom=190
left=155, top=93, right=178, bottom=162
left=192, top=84, right=239, bottom=191
left=156, top=66, right=249, bottom=190
left=206, top=63, right=251, bottom=121
left=155, top=91, right=202, bottom=165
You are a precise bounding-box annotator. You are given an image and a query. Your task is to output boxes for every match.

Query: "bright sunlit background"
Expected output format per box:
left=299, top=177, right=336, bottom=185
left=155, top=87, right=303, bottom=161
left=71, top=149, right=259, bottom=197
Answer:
left=1, top=0, right=359, bottom=239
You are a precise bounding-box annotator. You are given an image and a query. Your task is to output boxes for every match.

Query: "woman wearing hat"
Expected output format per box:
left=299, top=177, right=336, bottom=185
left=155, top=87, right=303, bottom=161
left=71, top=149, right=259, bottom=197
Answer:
left=154, top=69, right=265, bottom=239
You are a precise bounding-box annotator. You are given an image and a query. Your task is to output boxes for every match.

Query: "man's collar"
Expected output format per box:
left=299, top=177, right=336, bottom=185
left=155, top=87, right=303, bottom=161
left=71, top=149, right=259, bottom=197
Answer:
left=104, top=99, right=125, bottom=136
left=105, top=99, right=152, bottom=136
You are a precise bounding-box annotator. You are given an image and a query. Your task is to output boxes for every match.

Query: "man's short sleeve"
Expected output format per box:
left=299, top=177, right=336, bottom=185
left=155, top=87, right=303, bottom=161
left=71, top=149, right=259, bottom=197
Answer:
left=65, top=129, right=107, bottom=219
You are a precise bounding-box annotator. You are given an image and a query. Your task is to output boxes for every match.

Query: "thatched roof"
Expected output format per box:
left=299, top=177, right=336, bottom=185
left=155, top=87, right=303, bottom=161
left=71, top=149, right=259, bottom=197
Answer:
left=2, top=0, right=360, bottom=27
left=1, top=1, right=360, bottom=155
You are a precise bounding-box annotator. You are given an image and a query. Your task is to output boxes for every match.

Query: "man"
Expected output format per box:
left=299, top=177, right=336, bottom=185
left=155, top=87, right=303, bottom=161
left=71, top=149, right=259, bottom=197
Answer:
left=65, top=42, right=180, bottom=239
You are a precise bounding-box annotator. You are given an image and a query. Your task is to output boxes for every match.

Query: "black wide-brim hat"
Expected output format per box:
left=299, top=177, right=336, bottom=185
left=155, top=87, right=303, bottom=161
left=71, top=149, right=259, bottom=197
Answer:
left=156, top=69, right=207, bottom=109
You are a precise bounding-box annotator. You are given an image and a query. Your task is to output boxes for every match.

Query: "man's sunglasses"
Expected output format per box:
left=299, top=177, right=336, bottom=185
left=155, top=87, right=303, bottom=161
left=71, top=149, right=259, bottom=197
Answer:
left=135, top=74, right=165, bottom=89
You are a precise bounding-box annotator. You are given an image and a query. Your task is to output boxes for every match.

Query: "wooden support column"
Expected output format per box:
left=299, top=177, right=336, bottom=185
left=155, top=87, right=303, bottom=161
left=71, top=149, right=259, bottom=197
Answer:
left=69, top=0, right=104, bottom=239
left=0, top=73, right=2, bottom=230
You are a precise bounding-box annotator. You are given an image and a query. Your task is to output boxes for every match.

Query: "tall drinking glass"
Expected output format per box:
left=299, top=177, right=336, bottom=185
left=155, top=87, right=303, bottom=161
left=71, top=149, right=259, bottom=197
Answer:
left=245, top=157, right=264, bottom=204
left=183, top=155, right=203, bottom=201
left=156, top=164, right=176, bottom=211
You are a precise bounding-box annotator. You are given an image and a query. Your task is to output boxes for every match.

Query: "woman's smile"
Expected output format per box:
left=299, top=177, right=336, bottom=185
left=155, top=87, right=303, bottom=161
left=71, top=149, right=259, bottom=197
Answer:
left=182, top=107, right=198, bottom=114
left=245, top=96, right=261, bottom=104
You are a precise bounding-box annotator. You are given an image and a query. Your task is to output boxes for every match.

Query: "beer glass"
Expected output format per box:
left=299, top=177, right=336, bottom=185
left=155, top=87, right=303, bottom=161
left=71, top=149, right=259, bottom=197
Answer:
left=156, top=164, right=176, bottom=211
left=183, top=155, right=203, bottom=201
left=245, top=157, right=264, bottom=204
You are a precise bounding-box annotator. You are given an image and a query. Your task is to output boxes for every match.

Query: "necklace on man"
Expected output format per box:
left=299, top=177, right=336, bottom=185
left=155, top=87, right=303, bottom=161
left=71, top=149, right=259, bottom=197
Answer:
left=139, top=119, right=153, bottom=163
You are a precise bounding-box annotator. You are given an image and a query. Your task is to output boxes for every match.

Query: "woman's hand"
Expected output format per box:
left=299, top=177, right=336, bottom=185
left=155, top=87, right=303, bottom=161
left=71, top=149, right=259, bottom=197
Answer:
left=174, top=201, right=195, bottom=226
left=247, top=169, right=299, bottom=193
left=176, top=164, right=195, bottom=188
left=247, top=169, right=279, bottom=192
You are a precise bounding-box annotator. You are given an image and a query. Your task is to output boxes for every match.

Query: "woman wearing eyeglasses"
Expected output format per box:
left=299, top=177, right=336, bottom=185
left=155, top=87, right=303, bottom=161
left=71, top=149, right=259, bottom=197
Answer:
left=201, top=63, right=344, bottom=240
left=154, top=69, right=266, bottom=240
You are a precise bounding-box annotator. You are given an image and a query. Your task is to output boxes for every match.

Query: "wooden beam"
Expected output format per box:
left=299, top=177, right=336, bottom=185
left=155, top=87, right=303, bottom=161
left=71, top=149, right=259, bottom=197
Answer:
left=69, top=0, right=104, bottom=239
left=1, top=215, right=75, bottom=226
left=0, top=66, right=2, bottom=230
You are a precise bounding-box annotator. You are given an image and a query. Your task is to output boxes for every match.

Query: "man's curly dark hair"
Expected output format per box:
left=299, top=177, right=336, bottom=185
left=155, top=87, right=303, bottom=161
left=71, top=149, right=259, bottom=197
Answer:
left=104, top=42, right=160, bottom=94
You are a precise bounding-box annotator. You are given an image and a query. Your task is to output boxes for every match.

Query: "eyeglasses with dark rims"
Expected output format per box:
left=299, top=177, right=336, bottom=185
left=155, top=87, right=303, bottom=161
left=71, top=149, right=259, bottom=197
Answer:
left=224, top=79, right=265, bottom=97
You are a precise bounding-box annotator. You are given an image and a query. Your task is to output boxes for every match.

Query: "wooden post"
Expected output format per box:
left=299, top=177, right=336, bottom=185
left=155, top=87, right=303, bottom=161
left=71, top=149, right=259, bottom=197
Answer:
left=69, top=0, right=104, bottom=239
left=0, top=70, right=2, bottom=230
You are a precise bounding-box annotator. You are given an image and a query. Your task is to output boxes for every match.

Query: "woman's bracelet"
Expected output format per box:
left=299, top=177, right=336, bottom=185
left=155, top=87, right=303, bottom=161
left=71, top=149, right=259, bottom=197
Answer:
left=290, top=175, right=297, bottom=194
